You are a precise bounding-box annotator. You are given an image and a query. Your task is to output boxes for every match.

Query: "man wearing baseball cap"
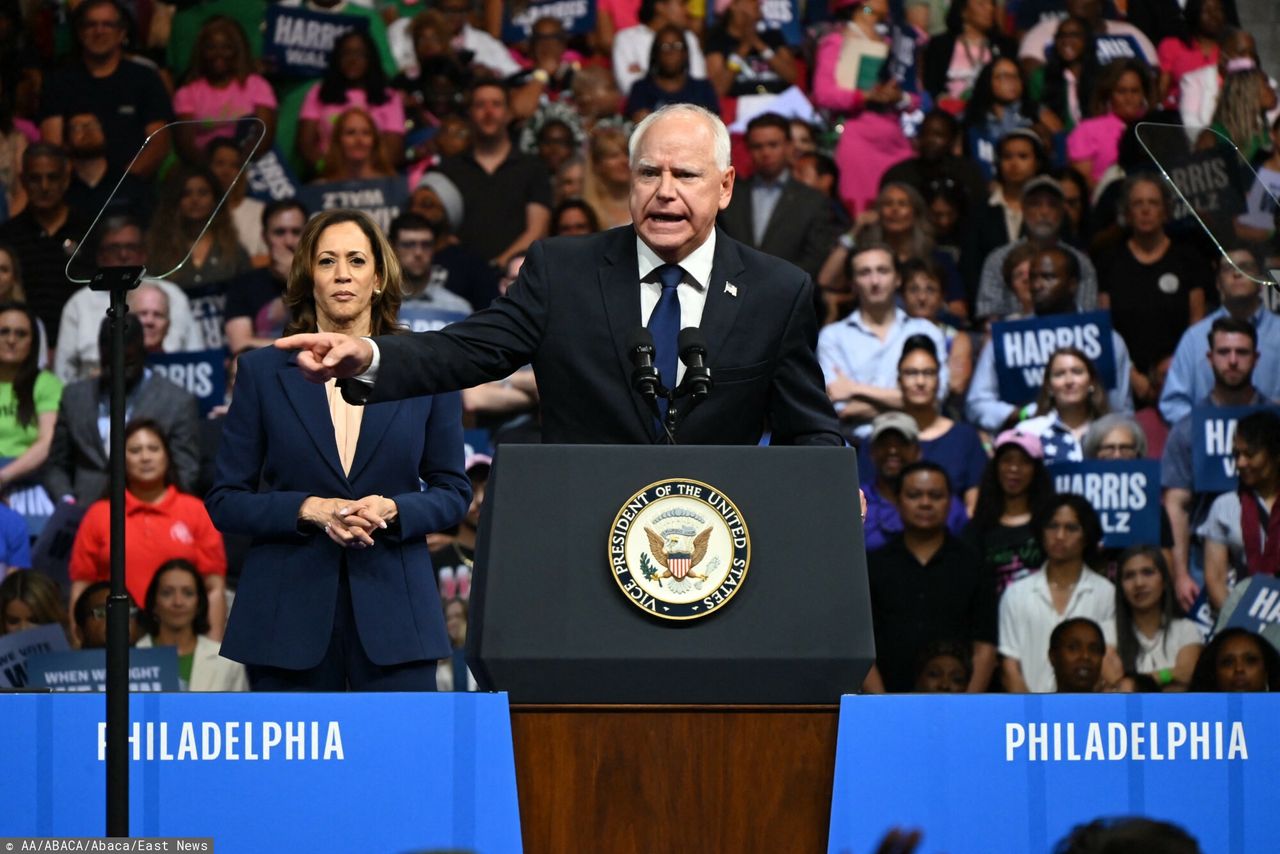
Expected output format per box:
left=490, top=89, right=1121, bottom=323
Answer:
left=863, top=412, right=969, bottom=552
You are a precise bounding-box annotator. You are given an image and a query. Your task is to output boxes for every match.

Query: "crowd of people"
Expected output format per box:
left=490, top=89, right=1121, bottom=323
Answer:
left=0, top=0, right=1277, bottom=695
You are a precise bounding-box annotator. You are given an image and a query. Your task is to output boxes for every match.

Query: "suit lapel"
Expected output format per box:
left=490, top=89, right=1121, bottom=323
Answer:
left=346, top=398, right=398, bottom=484
left=701, top=228, right=747, bottom=366
left=277, top=360, right=348, bottom=483
left=759, top=180, right=796, bottom=248
left=599, top=226, right=653, bottom=435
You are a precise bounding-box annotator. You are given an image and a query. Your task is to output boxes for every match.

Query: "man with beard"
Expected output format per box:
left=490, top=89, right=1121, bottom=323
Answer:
left=63, top=112, right=151, bottom=222
left=1162, top=314, right=1273, bottom=611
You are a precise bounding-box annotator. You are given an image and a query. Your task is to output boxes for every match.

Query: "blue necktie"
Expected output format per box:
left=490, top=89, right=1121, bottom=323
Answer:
left=648, top=263, right=683, bottom=421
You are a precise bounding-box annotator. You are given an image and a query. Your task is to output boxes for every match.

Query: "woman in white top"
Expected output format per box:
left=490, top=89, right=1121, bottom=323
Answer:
left=137, top=558, right=247, bottom=692
left=999, top=494, right=1116, bottom=692
left=1111, top=546, right=1204, bottom=690
left=1019, top=346, right=1109, bottom=466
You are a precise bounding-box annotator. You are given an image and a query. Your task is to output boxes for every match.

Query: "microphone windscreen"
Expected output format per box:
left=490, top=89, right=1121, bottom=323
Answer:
left=627, top=327, right=655, bottom=353
left=677, top=326, right=707, bottom=355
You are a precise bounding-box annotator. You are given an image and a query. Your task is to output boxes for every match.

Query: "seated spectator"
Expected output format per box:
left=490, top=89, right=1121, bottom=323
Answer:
left=582, top=125, right=634, bottom=229
left=297, top=30, right=406, bottom=171
left=146, top=164, right=251, bottom=298
left=0, top=569, right=67, bottom=639
left=436, top=597, right=476, bottom=691
left=1028, top=16, right=1099, bottom=133
left=912, top=639, right=974, bottom=693
left=521, top=110, right=583, bottom=181
left=1082, top=413, right=1150, bottom=462
left=795, top=151, right=853, bottom=236
left=223, top=200, right=308, bottom=353
left=171, top=16, right=277, bottom=166
left=1200, top=410, right=1280, bottom=611
left=56, top=214, right=202, bottom=382
left=314, top=107, right=397, bottom=183
left=923, top=178, right=968, bottom=270
left=882, top=110, right=989, bottom=216
left=703, top=0, right=797, bottom=100
left=409, top=171, right=499, bottom=311
left=136, top=559, right=246, bottom=690
left=963, top=429, right=1053, bottom=596
left=1237, top=116, right=1280, bottom=242
left=961, top=58, right=1044, bottom=180
left=625, top=24, right=720, bottom=122
left=967, top=129, right=1048, bottom=287
left=967, top=246, right=1132, bottom=433
left=862, top=413, right=970, bottom=551
left=551, top=199, right=600, bottom=237
left=1157, top=0, right=1225, bottom=108
left=1049, top=617, right=1106, bottom=692
left=570, top=66, right=625, bottom=133
left=68, top=418, right=226, bottom=634
left=127, top=285, right=177, bottom=355
left=972, top=176, right=1099, bottom=324
left=900, top=263, right=972, bottom=400
left=819, top=244, right=949, bottom=440
left=1113, top=546, right=1204, bottom=690
left=72, top=580, right=141, bottom=649
left=1067, top=59, right=1153, bottom=190
left=1018, top=0, right=1158, bottom=72
left=1097, top=174, right=1209, bottom=405
left=0, top=302, right=60, bottom=501
left=430, top=0, right=520, bottom=79
left=868, top=461, right=997, bottom=692
left=922, top=0, right=1017, bottom=112
left=998, top=494, right=1115, bottom=693
left=1196, top=62, right=1276, bottom=161
left=1189, top=627, right=1280, bottom=691
left=553, top=156, right=587, bottom=205
left=45, top=315, right=201, bottom=506
left=392, top=12, right=472, bottom=145
left=613, top=0, right=707, bottom=99
left=1019, top=346, right=1112, bottom=464
left=206, top=139, right=266, bottom=263
left=1179, top=28, right=1258, bottom=137
left=390, top=212, right=474, bottom=314
left=1055, top=166, right=1092, bottom=240
left=63, top=112, right=152, bottom=225
left=507, top=17, right=580, bottom=119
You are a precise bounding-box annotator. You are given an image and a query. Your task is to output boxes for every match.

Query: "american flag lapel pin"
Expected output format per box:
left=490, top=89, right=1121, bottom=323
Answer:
left=724, top=282, right=738, bottom=297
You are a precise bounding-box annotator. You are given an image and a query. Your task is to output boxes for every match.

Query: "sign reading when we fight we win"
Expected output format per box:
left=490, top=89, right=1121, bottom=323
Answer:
left=1191, top=404, right=1280, bottom=493
left=992, top=312, right=1116, bottom=407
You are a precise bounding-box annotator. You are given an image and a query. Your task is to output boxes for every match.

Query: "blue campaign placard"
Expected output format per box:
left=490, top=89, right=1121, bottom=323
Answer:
left=704, top=0, right=803, bottom=46
left=0, top=692, right=523, bottom=853
left=992, top=311, right=1116, bottom=407
left=148, top=349, right=228, bottom=418
left=296, top=176, right=409, bottom=233
left=503, top=0, right=596, bottom=42
left=262, top=5, right=369, bottom=78
left=28, top=647, right=181, bottom=692
left=1051, top=460, right=1161, bottom=547
left=829, top=693, right=1277, bottom=854
left=244, top=147, right=301, bottom=203
left=399, top=303, right=470, bottom=333
left=0, top=623, right=70, bottom=688
left=1190, top=405, right=1280, bottom=494
left=1224, top=577, right=1280, bottom=635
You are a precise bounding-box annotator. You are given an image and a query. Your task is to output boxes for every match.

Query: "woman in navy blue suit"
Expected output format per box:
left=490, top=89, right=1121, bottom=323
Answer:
left=206, top=209, right=470, bottom=690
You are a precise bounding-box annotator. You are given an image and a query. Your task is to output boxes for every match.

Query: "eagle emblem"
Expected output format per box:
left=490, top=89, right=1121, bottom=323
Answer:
left=644, top=525, right=712, bottom=580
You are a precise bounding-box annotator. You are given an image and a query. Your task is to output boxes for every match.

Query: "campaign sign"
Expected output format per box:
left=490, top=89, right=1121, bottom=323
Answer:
left=1166, top=148, right=1248, bottom=228
left=992, top=311, right=1116, bottom=407
left=503, top=0, right=596, bottom=41
left=1051, top=460, right=1160, bottom=548
left=398, top=303, right=470, bottom=333
left=296, top=176, right=409, bottom=232
left=0, top=623, right=69, bottom=688
left=263, top=5, right=369, bottom=78
left=179, top=281, right=230, bottom=351
left=0, top=692, right=522, bottom=853
left=830, top=693, right=1278, bottom=854
left=28, top=647, right=180, bottom=693
left=1190, top=405, right=1280, bottom=494
left=244, top=147, right=301, bottom=203
left=1223, top=577, right=1280, bottom=636
left=148, top=349, right=228, bottom=418
left=704, top=0, right=802, bottom=45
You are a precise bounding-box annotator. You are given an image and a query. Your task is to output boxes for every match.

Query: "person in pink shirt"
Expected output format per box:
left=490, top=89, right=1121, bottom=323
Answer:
left=812, top=0, right=917, bottom=216
left=1157, top=0, right=1225, bottom=107
left=297, top=30, right=406, bottom=173
left=172, top=16, right=278, bottom=165
left=1067, top=58, right=1151, bottom=190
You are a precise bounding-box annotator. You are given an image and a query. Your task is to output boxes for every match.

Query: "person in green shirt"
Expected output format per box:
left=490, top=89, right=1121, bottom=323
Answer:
left=0, top=302, right=62, bottom=492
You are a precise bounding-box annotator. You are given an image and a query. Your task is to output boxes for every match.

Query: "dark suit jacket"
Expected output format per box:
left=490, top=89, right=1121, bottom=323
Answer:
left=354, top=226, right=843, bottom=446
left=717, top=177, right=837, bottom=278
left=206, top=347, right=471, bottom=670
left=43, top=372, right=201, bottom=504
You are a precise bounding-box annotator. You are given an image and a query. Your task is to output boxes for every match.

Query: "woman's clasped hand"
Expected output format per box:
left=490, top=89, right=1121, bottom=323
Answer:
left=300, top=494, right=399, bottom=548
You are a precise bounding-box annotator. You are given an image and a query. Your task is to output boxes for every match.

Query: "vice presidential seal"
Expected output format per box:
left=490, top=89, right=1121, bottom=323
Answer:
left=608, top=478, right=750, bottom=620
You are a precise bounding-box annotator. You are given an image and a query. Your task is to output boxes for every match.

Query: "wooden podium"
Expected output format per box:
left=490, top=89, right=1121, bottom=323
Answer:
left=510, top=704, right=840, bottom=854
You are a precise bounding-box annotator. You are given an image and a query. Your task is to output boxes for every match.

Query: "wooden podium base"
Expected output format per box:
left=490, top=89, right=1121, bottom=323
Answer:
left=510, top=705, right=839, bottom=854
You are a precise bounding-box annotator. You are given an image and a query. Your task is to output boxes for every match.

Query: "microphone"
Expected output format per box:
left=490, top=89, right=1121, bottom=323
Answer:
left=676, top=327, right=712, bottom=404
left=627, top=327, right=664, bottom=409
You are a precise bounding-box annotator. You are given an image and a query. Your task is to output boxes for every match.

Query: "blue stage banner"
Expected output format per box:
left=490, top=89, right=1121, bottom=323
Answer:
left=296, top=177, right=409, bottom=232
left=1051, top=459, right=1161, bottom=547
left=148, top=349, right=228, bottom=418
left=0, top=692, right=523, bottom=853
left=830, top=693, right=1275, bottom=854
left=0, top=624, right=70, bottom=688
left=503, top=0, right=596, bottom=42
left=992, top=311, right=1116, bottom=407
left=1191, top=404, right=1280, bottom=494
left=262, top=5, right=369, bottom=78
left=398, top=303, right=470, bottom=333
left=28, top=647, right=180, bottom=692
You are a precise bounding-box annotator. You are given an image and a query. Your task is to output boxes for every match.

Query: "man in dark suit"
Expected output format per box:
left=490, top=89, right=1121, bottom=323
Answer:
left=279, top=103, right=843, bottom=447
left=717, top=112, right=837, bottom=280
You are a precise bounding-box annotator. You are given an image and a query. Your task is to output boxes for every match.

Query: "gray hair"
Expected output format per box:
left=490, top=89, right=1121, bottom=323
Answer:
left=127, top=281, right=170, bottom=312
left=628, top=104, right=730, bottom=171
left=1082, top=414, right=1148, bottom=459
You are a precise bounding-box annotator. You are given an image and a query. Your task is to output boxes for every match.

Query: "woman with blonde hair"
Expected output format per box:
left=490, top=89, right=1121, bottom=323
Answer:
left=317, top=107, right=396, bottom=182
left=581, top=124, right=632, bottom=229
left=1019, top=346, right=1110, bottom=465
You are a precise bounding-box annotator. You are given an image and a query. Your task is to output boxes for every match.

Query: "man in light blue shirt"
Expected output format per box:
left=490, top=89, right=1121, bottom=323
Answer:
left=818, top=243, right=948, bottom=440
left=1159, top=247, right=1280, bottom=425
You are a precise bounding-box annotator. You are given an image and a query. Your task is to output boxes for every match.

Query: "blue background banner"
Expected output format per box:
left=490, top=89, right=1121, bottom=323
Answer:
left=503, top=0, right=596, bottom=42
left=1051, top=460, right=1161, bottom=547
left=1191, top=405, right=1280, bottom=494
left=830, top=693, right=1273, bottom=854
left=262, top=6, right=369, bottom=78
left=29, top=648, right=180, bottom=692
left=0, top=692, right=523, bottom=853
left=398, top=303, right=470, bottom=333
left=148, top=349, right=228, bottom=418
left=296, top=177, right=409, bottom=232
left=992, top=312, right=1116, bottom=407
